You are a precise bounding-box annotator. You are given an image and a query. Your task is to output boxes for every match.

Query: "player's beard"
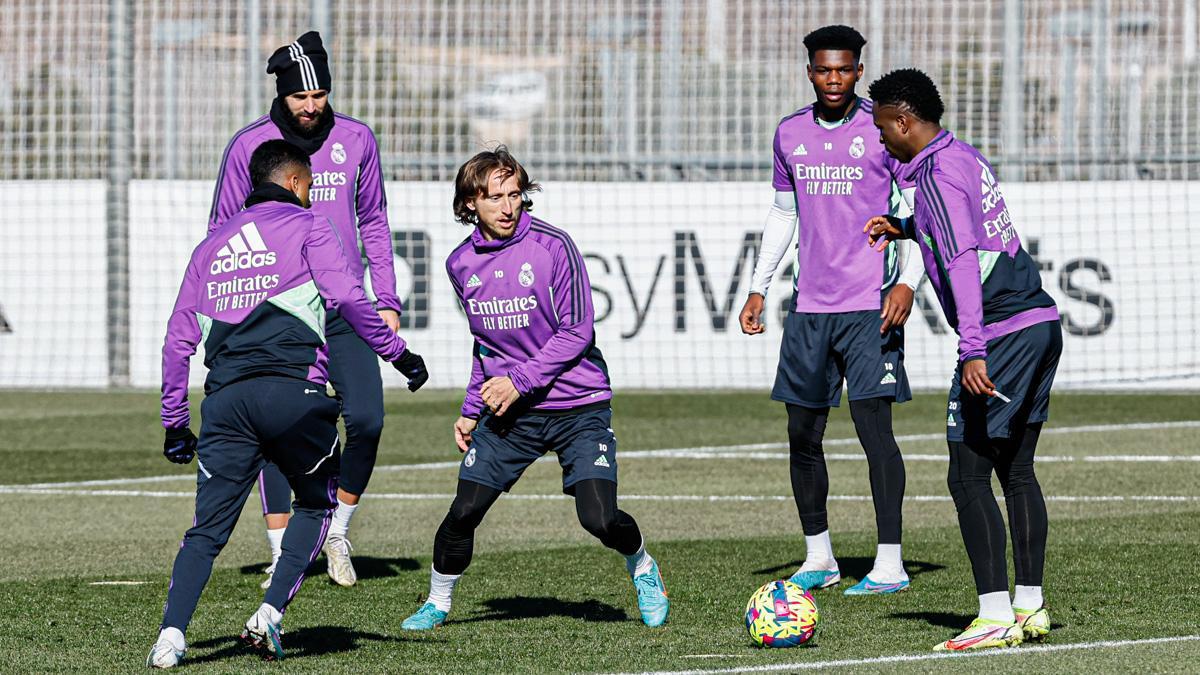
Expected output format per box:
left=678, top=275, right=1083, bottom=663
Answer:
left=285, top=104, right=333, bottom=139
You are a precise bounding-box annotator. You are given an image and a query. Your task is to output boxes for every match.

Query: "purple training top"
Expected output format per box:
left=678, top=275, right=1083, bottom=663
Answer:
left=773, top=97, right=904, bottom=313
left=207, top=111, right=401, bottom=313
left=445, top=211, right=611, bottom=417
left=162, top=186, right=408, bottom=430
left=898, top=130, right=1058, bottom=362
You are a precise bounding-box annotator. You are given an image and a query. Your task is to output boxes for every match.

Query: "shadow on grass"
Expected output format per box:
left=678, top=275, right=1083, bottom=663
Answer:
left=186, top=625, right=425, bottom=664
left=239, top=556, right=420, bottom=581
left=753, top=556, right=947, bottom=581
left=888, top=610, right=976, bottom=630
left=455, top=596, right=630, bottom=624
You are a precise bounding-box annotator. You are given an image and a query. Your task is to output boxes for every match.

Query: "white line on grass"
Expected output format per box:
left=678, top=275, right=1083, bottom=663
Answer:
left=4, top=419, right=1197, bottom=492
left=625, top=634, right=1200, bottom=675
left=1, top=486, right=1196, bottom=504
left=88, top=580, right=147, bottom=586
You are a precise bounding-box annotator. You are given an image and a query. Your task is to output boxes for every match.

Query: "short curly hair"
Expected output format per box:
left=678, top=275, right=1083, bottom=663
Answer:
left=868, top=68, right=945, bottom=124
left=452, top=145, right=542, bottom=225
left=802, top=25, right=867, bottom=61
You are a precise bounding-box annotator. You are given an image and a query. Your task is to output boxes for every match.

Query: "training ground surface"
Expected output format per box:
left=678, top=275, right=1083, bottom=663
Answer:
left=1, top=390, right=1198, bottom=673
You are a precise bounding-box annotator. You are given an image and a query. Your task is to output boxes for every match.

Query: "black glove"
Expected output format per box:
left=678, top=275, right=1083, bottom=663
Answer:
left=393, top=350, right=429, bottom=392
left=163, top=427, right=197, bottom=465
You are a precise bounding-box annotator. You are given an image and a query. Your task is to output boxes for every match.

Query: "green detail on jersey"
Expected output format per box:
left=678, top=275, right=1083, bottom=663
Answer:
left=978, top=250, right=1000, bottom=283
left=921, top=232, right=935, bottom=249
left=196, top=313, right=213, bottom=346
left=267, top=280, right=326, bottom=343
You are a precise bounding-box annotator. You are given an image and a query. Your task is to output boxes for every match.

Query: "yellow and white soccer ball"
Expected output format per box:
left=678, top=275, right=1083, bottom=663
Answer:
left=744, top=579, right=819, bottom=648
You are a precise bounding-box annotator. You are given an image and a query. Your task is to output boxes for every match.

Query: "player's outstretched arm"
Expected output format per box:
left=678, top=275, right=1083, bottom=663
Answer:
left=865, top=215, right=908, bottom=251
left=303, top=215, right=428, bottom=390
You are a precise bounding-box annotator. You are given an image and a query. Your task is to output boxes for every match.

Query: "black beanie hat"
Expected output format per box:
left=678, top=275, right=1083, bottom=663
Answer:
left=266, top=31, right=332, bottom=96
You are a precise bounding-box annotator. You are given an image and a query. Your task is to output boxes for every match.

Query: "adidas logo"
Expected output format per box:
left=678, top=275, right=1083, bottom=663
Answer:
left=947, top=413, right=957, bottom=427
left=211, top=222, right=275, bottom=274
left=466, top=274, right=482, bottom=288
left=880, top=373, right=897, bottom=385
left=593, top=455, right=610, bottom=468
left=792, top=144, right=808, bottom=156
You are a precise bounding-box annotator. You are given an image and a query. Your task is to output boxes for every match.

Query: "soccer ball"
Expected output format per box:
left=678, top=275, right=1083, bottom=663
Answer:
left=744, top=580, right=819, bottom=648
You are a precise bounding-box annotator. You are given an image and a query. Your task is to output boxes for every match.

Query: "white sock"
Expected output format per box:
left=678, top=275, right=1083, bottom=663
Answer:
left=328, top=499, right=358, bottom=538
left=869, top=544, right=907, bottom=582
left=257, top=602, right=283, bottom=626
left=158, top=626, right=186, bottom=650
left=266, top=527, right=285, bottom=563
left=801, top=531, right=836, bottom=569
left=623, top=540, right=655, bottom=578
left=428, top=566, right=461, bottom=613
left=978, top=591, right=1015, bottom=623
left=1013, top=585, right=1043, bottom=611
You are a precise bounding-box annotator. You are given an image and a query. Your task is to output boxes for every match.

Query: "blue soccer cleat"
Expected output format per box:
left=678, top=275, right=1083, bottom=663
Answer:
left=788, top=566, right=841, bottom=591
left=401, top=602, right=448, bottom=631
left=631, top=560, right=669, bottom=627
left=843, top=575, right=911, bottom=595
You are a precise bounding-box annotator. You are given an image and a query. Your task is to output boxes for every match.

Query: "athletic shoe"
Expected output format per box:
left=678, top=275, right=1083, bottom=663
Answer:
left=240, top=606, right=284, bottom=661
left=401, top=602, right=448, bottom=631
left=933, top=617, right=1023, bottom=651
left=1015, top=606, right=1051, bottom=641
left=145, top=635, right=186, bottom=669
left=260, top=560, right=277, bottom=590
left=788, top=564, right=841, bottom=591
left=631, top=560, right=670, bottom=627
left=323, top=534, right=357, bottom=587
left=843, top=575, right=910, bottom=595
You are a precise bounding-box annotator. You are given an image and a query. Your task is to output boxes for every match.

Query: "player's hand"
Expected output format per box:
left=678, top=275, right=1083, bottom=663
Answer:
left=454, top=416, right=478, bottom=453
left=378, top=308, right=401, bottom=333
left=865, top=215, right=904, bottom=251
left=163, top=428, right=197, bottom=465
left=881, top=284, right=915, bottom=332
left=739, top=293, right=766, bottom=335
left=961, top=358, right=997, bottom=397
left=480, top=376, right=521, bottom=416
left=393, top=350, right=429, bottom=392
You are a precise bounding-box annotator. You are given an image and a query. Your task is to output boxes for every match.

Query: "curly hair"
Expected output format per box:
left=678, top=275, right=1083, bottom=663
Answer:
left=868, top=68, right=945, bottom=124
left=802, top=25, right=867, bottom=61
left=452, top=145, right=542, bottom=225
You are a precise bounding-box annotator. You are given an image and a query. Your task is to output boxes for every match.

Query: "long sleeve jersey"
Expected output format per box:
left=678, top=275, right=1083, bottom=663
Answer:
left=445, top=211, right=611, bottom=418
left=771, top=97, right=911, bottom=312
left=162, top=185, right=408, bottom=430
left=206, top=104, right=401, bottom=312
left=899, top=130, right=1058, bottom=362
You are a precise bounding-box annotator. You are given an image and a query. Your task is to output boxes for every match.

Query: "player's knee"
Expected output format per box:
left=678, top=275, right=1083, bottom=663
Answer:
left=577, top=507, right=617, bottom=541
left=291, top=480, right=336, bottom=512
left=447, top=497, right=488, bottom=531
left=343, top=407, right=385, bottom=445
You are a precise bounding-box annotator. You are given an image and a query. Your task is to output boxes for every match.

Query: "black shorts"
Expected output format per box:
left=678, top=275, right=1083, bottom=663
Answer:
left=772, top=310, right=911, bottom=408
left=946, top=320, right=1063, bottom=442
left=459, top=405, right=618, bottom=494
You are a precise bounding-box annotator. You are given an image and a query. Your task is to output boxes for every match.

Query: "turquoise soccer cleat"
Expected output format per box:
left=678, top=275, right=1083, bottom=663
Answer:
left=788, top=567, right=841, bottom=591
left=240, top=607, right=284, bottom=661
left=401, top=602, right=448, bottom=631
left=631, top=560, right=669, bottom=627
left=843, top=575, right=910, bottom=595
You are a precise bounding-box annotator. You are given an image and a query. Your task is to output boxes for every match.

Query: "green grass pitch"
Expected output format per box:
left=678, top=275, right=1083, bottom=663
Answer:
left=1, top=390, right=1198, bottom=672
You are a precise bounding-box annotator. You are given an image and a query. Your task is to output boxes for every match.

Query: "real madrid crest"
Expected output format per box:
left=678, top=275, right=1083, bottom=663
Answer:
left=849, top=135, right=865, bottom=159
left=518, top=262, right=535, bottom=287
left=330, top=142, right=347, bottom=165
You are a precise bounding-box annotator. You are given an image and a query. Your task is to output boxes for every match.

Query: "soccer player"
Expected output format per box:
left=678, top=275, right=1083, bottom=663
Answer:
left=209, top=32, right=399, bottom=587
left=398, top=147, right=669, bottom=630
left=865, top=68, right=1061, bottom=651
left=738, top=25, right=924, bottom=595
left=147, top=140, right=428, bottom=668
